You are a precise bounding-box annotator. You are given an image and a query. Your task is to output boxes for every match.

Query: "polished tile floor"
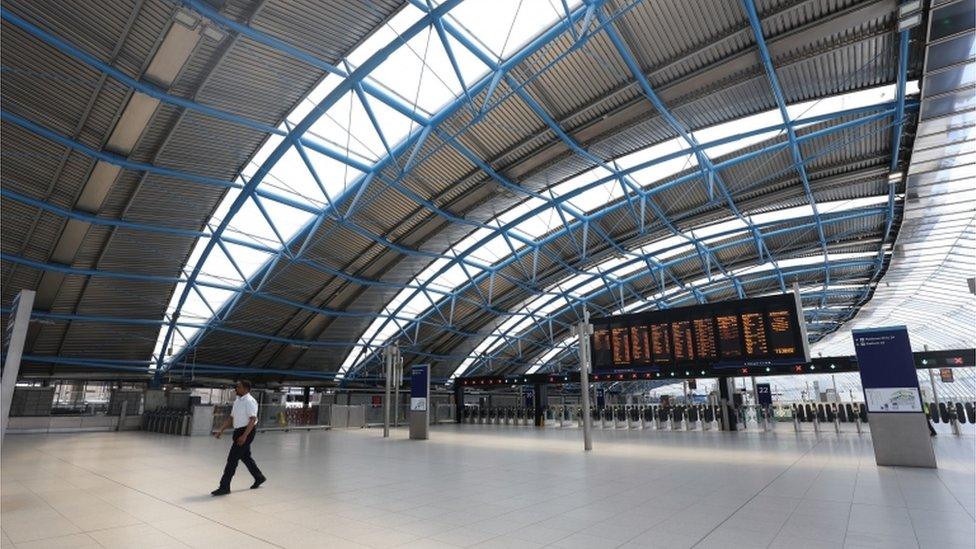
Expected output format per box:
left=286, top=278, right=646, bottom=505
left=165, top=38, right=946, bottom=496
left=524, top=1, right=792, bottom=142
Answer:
left=1, top=425, right=973, bottom=549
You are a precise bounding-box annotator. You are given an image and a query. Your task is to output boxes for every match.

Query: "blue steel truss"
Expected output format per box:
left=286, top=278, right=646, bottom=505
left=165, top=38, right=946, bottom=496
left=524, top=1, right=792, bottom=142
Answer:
left=2, top=0, right=916, bottom=380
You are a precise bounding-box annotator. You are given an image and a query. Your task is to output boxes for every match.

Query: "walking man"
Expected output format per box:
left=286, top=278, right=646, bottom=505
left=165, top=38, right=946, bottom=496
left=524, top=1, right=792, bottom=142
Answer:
left=212, top=380, right=266, bottom=495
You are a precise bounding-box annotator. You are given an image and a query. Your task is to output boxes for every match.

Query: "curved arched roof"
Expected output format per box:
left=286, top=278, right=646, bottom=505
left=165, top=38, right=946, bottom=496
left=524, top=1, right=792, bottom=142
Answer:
left=5, top=0, right=963, bottom=384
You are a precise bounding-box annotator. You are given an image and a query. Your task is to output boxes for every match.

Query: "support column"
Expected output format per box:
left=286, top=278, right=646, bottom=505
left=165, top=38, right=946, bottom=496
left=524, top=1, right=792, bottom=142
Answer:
left=1, top=290, right=36, bottom=441
left=533, top=383, right=547, bottom=427
left=577, top=309, right=593, bottom=451
left=717, top=376, right=737, bottom=431
left=454, top=383, right=464, bottom=424
left=383, top=344, right=393, bottom=438
left=393, top=349, right=402, bottom=428
left=303, top=387, right=310, bottom=409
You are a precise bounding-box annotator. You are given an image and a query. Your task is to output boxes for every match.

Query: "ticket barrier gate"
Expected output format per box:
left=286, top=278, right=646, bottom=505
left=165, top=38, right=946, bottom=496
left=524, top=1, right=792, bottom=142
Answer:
left=655, top=406, right=668, bottom=430
left=686, top=405, right=699, bottom=430
left=702, top=405, right=714, bottom=430
left=642, top=406, right=654, bottom=429
left=628, top=406, right=640, bottom=429
left=143, top=407, right=191, bottom=435
left=601, top=407, right=612, bottom=428
left=930, top=401, right=975, bottom=435
left=790, top=402, right=867, bottom=433
left=670, top=406, right=682, bottom=430
left=610, top=406, right=622, bottom=429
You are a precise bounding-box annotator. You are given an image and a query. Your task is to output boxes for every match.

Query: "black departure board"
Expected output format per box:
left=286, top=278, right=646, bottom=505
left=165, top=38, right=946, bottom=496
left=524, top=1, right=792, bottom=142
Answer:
left=693, top=317, right=718, bottom=360
left=650, top=323, right=671, bottom=365
left=740, top=311, right=768, bottom=357
left=611, top=326, right=630, bottom=365
left=630, top=325, right=651, bottom=364
left=590, top=293, right=808, bottom=372
left=592, top=325, right=612, bottom=367
left=716, top=314, right=743, bottom=359
left=671, top=320, right=694, bottom=362
left=767, top=309, right=797, bottom=356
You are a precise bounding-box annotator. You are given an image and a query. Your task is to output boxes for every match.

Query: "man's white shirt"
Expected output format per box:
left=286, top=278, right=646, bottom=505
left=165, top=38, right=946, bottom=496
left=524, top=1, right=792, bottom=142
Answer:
left=231, top=393, right=258, bottom=428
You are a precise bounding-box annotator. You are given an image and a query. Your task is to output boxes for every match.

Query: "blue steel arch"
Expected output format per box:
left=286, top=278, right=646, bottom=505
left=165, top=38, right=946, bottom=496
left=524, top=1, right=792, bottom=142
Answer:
left=1, top=0, right=914, bottom=380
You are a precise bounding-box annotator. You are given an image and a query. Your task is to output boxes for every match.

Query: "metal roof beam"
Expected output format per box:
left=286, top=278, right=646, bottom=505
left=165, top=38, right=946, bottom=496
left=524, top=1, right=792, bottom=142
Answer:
left=349, top=108, right=900, bottom=376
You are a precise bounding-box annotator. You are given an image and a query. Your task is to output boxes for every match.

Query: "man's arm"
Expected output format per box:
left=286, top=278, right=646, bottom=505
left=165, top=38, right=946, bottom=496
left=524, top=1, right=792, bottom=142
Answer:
left=213, top=415, right=233, bottom=438
left=236, top=416, right=256, bottom=446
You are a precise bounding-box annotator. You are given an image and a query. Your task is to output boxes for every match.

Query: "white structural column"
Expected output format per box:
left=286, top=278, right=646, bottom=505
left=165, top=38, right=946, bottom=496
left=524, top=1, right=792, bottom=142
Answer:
left=393, top=350, right=402, bottom=428
left=577, top=308, right=593, bottom=451
left=1, top=289, right=36, bottom=441
left=383, top=344, right=393, bottom=438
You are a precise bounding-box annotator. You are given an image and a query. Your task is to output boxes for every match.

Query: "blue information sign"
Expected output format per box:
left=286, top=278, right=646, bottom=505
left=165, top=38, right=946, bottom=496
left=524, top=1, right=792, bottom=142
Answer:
left=410, top=364, right=429, bottom=411
left=756, top=383, right=772, bottom=406
left=853, top=326, right=922, bottom=413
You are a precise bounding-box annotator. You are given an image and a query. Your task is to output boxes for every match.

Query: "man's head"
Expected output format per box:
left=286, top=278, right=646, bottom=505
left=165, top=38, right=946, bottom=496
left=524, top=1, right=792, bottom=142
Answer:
left=235, top=379, right=252, bottom=396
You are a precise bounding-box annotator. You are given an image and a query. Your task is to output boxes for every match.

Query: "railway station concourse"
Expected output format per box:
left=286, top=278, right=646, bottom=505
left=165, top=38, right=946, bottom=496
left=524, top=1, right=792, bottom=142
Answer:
left=1, top=0, right=974, bottom=547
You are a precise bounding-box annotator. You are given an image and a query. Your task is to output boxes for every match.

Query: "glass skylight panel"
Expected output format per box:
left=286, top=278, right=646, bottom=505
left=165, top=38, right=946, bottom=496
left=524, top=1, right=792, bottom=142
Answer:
left=788, top=82, right=918, bottom=124
left=437, top=0, right=577, bottom=61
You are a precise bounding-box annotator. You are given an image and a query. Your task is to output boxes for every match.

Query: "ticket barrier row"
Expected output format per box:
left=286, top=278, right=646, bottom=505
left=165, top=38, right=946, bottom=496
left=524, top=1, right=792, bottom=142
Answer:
left=586, top=405, right=722, bottom=431
left=547, top=406, right=581, bottom=427
left=783, top=403, right=866, bottom=434
left=928, top=401, right=975, bottom=435
left=143, top=407, right=191, bottom=435
left=462, top=406, right=536, bottom=425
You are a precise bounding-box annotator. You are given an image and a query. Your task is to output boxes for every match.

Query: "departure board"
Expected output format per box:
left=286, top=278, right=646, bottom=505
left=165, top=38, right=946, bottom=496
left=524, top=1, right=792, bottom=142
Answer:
left=590, top=292, right=809, bottom=372
left=630, top=325, right=651, bottom=364
left=650, top=323, right=671, bottom=365
left=671, top=320, right=694, bottom=362
left=740, top=312, right=769, bottom=358
left=767, top=309, right=797, bottom=356
left=592, top=326, right=612, bottom=368
left=611, top=326, right=630, bottom=365
left=693, top=318, right=718, bottom=360
left=716, top=314, right=743, bottom=359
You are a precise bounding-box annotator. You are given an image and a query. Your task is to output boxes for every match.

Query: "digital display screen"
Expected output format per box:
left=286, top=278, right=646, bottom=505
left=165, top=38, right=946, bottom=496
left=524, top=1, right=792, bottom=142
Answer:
left=611, top=326, right=630, bottom=365
left=671, top=321, right=694, bottom=362
left=767, top=310, right=796, bottom=356
left=590, top=293, right=807, bottom=372
left=650, top=323, right=671, bottom=365
left=741, top=311, right=769, bottom=358
left=693, top=318, right=718, bottom=360
left=630, top=325, right=651, bottom=364
left=592, top=326, right=612, bottom=369
left=716, top=314, right=743, bottom=359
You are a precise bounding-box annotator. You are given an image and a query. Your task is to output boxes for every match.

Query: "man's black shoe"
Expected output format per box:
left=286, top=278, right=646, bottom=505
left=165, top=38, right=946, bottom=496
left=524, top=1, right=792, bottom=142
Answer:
left=250, top=477, right=266, bottom=489
left=211, top=488, right=230, bottom=496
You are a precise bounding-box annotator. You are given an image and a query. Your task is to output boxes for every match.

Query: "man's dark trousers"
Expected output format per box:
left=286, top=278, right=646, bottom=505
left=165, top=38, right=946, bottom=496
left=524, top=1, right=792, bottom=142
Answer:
left=219, top=427, right=263, bottom=489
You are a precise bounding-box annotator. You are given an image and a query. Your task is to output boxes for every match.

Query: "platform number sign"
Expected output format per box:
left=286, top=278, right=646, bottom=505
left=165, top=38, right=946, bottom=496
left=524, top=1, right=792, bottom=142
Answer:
left=756, top=383, right=772, bottom=406
left=940, top=368, right=954, bottom=383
